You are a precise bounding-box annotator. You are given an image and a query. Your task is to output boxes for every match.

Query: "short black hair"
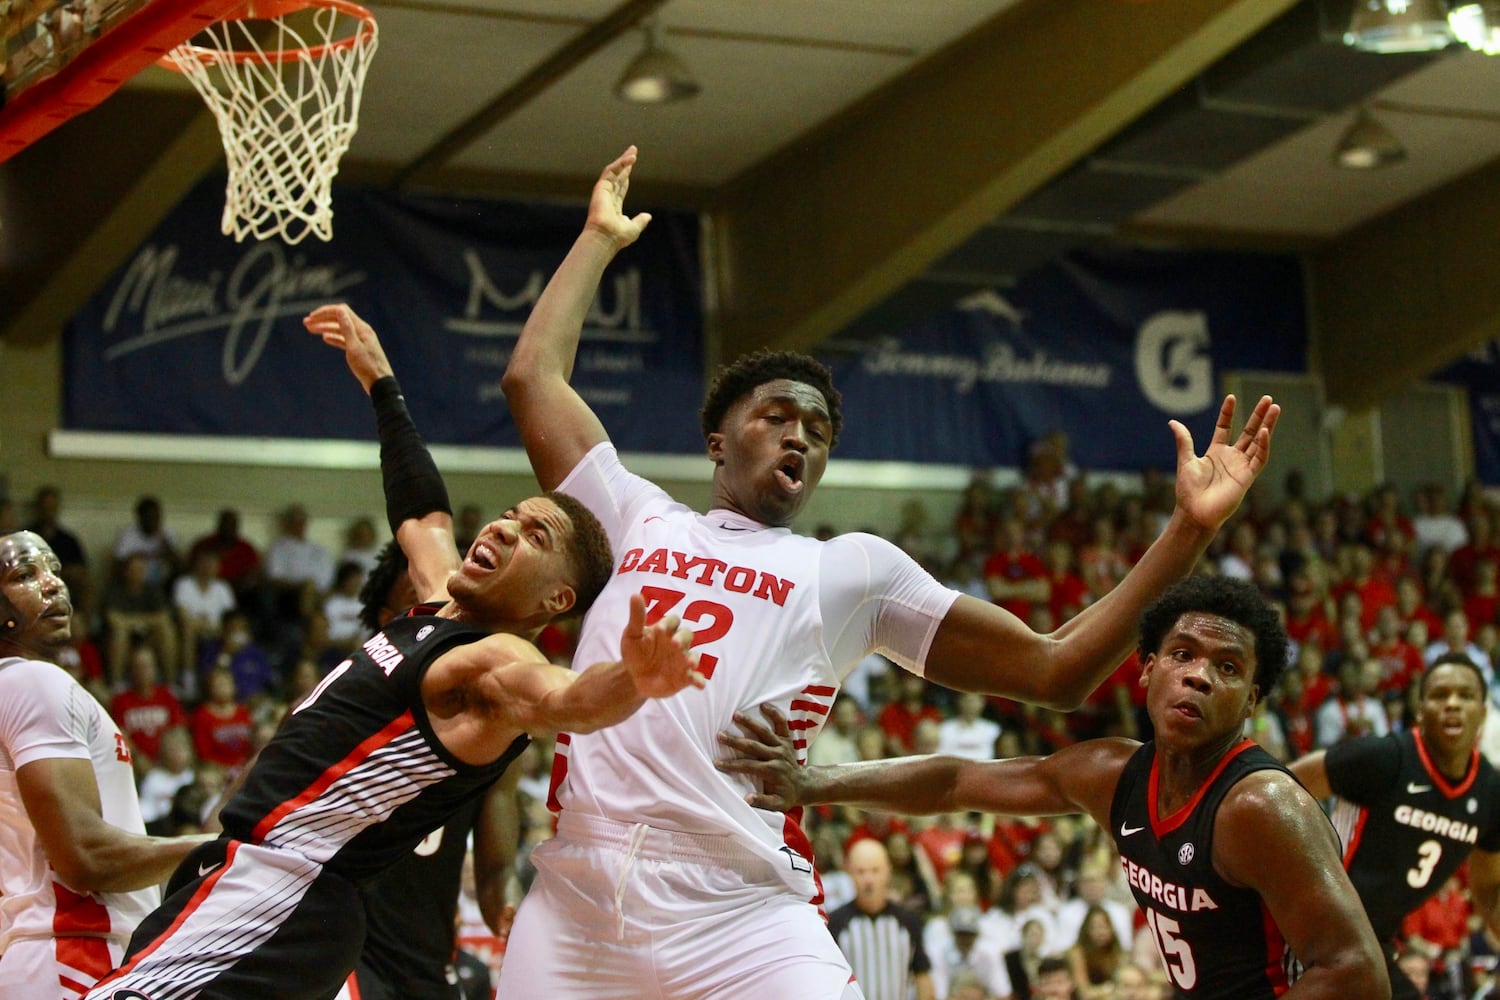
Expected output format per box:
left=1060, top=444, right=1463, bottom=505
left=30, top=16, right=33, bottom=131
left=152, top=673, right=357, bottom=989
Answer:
left=699, top=350, right=843, bottom=447
left=1137, top=576, right=1289, bottom=692
left=546, top=491, right=612, bottom=618
left=1419, top=651, right=1488, bottom=699
left=359, top=541, right=408, bottom=634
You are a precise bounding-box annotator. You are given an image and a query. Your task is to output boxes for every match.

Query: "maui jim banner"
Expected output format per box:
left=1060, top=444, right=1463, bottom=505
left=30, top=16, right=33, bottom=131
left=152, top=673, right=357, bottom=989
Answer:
left=64, top=177, right=705, bottom=454
left=823, top=249, right=1307, bottom=470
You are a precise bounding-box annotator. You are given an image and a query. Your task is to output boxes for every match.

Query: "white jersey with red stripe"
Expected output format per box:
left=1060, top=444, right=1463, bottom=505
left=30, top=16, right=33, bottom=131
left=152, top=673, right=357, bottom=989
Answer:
left=551, top=444, right=960, bottom=897
left=0, top=656, right=158, bottom=954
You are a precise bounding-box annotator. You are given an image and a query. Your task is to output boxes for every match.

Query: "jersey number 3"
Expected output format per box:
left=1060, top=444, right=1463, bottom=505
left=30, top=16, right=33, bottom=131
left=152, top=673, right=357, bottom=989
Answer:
left=1407, top=839, right=1443, bottom=889
left=640, top=586, right=733, bottom=680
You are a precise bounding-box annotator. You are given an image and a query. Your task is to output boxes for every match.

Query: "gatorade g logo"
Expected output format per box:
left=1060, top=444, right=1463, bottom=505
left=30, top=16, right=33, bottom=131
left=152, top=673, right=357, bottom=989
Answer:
left=1135, top=311, right=1212, bottom=415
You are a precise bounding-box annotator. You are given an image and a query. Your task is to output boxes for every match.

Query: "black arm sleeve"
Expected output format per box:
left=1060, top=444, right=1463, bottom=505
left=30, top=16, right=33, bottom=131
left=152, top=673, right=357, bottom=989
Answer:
left=371, top=376, right=451, bottom=534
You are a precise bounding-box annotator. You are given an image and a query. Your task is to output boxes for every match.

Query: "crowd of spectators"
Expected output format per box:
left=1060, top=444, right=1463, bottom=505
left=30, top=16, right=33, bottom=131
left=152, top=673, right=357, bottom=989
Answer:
left=9, top=438, right=1500, bottom=999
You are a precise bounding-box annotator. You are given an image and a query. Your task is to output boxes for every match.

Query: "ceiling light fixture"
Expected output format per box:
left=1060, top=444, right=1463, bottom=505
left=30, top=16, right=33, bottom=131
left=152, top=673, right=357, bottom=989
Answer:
left=1333, top=108, right=1408, bottom=168
left=615, top=21, right=700, bottom=104
left=1450, top=1, right=1500, bottom=52
left=1345, top=0, right=1456, bottom=52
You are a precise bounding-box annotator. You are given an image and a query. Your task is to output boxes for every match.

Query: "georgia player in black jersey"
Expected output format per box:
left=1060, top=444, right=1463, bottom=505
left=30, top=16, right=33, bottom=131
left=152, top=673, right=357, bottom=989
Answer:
left=87, top=320, right=706, bottom=1000
left=1291, top=653, right=1500, bottom=1000
left=722, top=577, right=1389, bottom=1000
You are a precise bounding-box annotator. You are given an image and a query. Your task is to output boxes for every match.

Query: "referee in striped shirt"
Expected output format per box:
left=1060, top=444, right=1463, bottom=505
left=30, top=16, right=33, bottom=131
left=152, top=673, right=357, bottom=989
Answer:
left=827, top=838, right=934, bottom=1000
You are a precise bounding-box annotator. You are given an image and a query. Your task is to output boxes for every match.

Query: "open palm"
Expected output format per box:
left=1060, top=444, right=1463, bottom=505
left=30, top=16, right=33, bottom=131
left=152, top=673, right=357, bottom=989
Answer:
left=586, top=146, right=653, bottom=249
left=1173, top=394, right=1280, bottom=532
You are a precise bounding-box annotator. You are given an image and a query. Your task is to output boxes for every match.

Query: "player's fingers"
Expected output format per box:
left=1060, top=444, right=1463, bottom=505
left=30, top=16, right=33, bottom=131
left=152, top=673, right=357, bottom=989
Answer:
left=633, top=212, right=653, bottom=232
left=745, top=793, right=787, bottom=811
left=717, top=729, right=780, bottom=759
left=685, top=667, right=708, bottom=690
left=732, top=708, right=781, bottom=746
left=1170, top=420, right=1194, bottom=468
left=758, top=702, right=792, bottom=739
left=1210, top=394, right=1236, bottom=446
left=624, top=591, right=646, bottom=637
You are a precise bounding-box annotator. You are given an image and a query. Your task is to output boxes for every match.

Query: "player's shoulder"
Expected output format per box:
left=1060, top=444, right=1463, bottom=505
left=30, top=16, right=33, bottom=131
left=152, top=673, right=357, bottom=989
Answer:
left=1217, top=765, right=1321, bottom=833
left=0, top=656, right=77, bottom=693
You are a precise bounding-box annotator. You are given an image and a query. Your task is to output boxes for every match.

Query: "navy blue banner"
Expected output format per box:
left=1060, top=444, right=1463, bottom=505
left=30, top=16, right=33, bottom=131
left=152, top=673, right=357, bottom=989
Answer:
left=823, top=249, right=1307, bottom=471
left=1435, top=342, right=1500, bottom=485
left=65, top=176, right=704, bottom=454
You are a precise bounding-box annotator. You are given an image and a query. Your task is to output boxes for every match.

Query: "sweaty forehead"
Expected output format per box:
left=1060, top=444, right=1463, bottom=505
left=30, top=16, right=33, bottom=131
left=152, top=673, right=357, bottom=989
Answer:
left=514, top=497, right=572, bottom=538
left=1167, top=612, right=1255, bottom=653
left=0, top=532, right=56, bottom=575
left=745, top=379, right=828, bottom=416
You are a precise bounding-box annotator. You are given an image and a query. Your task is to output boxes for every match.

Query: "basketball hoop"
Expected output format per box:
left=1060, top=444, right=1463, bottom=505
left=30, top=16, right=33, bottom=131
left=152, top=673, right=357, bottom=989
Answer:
left=159, top=0, right=377, bottom=244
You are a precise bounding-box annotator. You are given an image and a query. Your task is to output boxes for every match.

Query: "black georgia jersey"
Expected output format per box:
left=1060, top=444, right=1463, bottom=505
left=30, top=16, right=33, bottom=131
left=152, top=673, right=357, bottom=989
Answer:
left=219, top=609, right=528, bottom=884
left=1111, top=739, right=1304, bottom=999
left=1325, top=729, right=1500, bottom=943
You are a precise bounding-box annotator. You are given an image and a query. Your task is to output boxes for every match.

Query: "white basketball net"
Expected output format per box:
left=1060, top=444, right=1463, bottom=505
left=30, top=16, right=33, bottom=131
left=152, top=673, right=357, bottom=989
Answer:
left=162, top=2, right=377, bottom=244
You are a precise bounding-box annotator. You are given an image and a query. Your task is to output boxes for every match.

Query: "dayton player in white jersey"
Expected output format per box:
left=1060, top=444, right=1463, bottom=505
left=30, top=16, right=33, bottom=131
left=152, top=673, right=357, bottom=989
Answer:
left=0, top=531, right=210, bottom=999
left=453, top=144, right=1275, bottom=998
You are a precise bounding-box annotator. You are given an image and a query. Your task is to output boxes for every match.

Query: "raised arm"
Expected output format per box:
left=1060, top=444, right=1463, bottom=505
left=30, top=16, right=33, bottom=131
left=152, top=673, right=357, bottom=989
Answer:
left=500, top=147, right=652, bottom=489
left=924, top=394, right=1279, bottom=707
left=18, top=758, right=213, bottom=893
left=305, top=303, right=460, bottom=601
left=715, top=704, right=1131, bottom=822
left=1214, top=772, right=1388, bottom=999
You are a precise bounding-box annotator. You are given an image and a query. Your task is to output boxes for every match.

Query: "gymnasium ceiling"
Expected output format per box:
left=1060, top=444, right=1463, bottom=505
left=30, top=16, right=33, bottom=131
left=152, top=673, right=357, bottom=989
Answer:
left=4, top=0, right=1500, bottom=393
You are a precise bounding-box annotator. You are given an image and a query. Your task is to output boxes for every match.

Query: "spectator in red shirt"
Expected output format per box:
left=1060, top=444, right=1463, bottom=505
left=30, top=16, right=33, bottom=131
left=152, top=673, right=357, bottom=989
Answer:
left=1401, top=873, right=1471, bottom=956
left=1368, top=605, right=1423, bottom=696
left=189, top=666, right=255, bottom=769
left=1465, top=558, right=1500, bottom=636
left=877, top=673, right=943, bottom=755
left=187, top=507, right=262, bottom=599
left=1395, top=576, right=1443, bottom=639
left=983, top=518, right=1048, bottom=622
left=1044, top=540, right=1090, bottom=625
left=1334, top=544, right=1396, bottom=632
left=1450, top=514, right=1500, bottom=595
left=1284, top=571, right=1336, bottom=652
left=109, top=644, right=185, bottom=770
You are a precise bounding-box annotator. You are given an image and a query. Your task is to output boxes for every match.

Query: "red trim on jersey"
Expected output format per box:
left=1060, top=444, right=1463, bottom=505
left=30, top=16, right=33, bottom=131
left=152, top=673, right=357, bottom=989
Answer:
left=783, top=805, right=825, bottom=910
left=1342, top=806, right=1370, bottom=868
left=95, top=841, right=240, bottom=988
left=804, top=685, right=836, bottom=697
left=52, top=882, right=110, bottom=936
left=54, top=934, right=111, bottom=993
left=251, top=712, right=417, bottom=843
left=789, top=699, right=830, bottom=715
left=1147, top=739, right=1257, bottom=838
left=547, top=732, right=572, bottom=814
left=344, top=970, right=364, bottom=999
left=788, top=718, right=820, bottom=731
left=1259, top=899, right=1292, bottom=995
left=1414, top=730, right=1480, bottom=798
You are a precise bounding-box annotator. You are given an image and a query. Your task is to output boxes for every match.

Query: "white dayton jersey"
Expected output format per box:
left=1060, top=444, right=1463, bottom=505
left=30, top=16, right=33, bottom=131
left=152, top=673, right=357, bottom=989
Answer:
left=0, top=657, right=158, bottom=952
left=552, top=444, right=959, bottom=898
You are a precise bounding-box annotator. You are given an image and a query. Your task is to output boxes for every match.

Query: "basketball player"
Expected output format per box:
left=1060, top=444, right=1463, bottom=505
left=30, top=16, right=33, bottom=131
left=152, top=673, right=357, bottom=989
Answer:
left=721, top=577, right=1389, bottom=999
left=1289, top=652, right=1500, bottom=1000
left=0, top=531, right=212, bottom=1000
left=85, top=373, right=706, bottom=998
left=339, top=541, right=522, bottom=1000
left=474, top=146, right=1280, bottom=998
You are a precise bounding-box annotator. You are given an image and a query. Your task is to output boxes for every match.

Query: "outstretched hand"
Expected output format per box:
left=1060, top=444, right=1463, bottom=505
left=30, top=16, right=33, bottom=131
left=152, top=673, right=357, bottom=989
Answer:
left=1172, top=394, right=1280, bottom=532
left=303, top=303, right=393, bottom=393
left=618, top=592, right=707, bottom=699
left=585, top=146, right=653, bottom=250
left=715, top=704, right=805, bottom=812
